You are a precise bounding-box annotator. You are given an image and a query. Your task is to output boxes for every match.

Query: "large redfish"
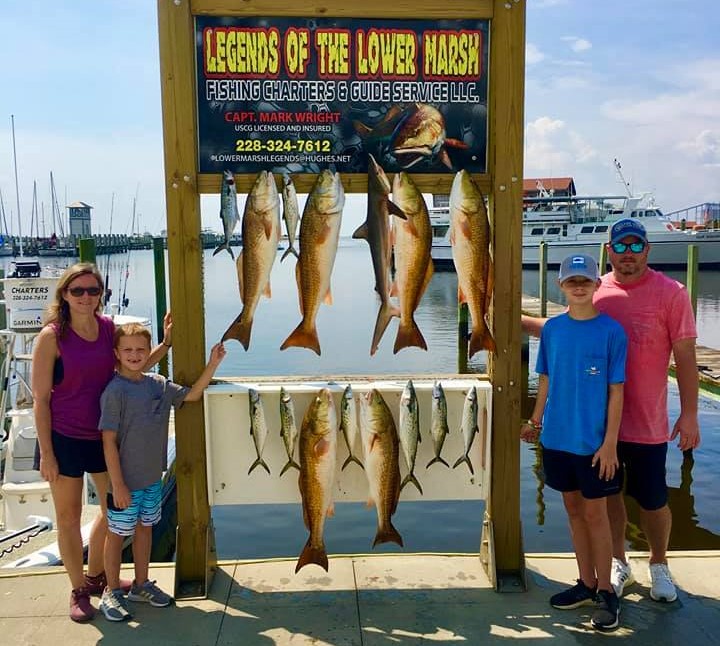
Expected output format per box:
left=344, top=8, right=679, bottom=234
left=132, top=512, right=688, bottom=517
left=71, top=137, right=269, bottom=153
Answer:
left=281, top=170, right=344, bottom=355
left=222, top=170, right=281, bottom=349
left=449, top=170, right=495, bottom=356
left=296, top=388, right=338, bottom=573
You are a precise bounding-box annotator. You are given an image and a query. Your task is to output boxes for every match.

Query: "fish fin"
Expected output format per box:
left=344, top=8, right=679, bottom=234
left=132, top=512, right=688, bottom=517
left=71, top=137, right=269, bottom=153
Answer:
left=401, top=216, right=419, bottom=238
left=458, top=217, right=473, bottom=240
left=400, top=473, right=423, bottom=496
left=295, top=538, right=328, bottom=573
left=263, top=279, right=272, bottom=299
left=444, top=137, right=470, bottom=150
left=279, top=459, right=300, bottom=477
left=389, top=280, right=398, bottom=298
left=469, top=325, right=496, bottom=358
left=352, top=222, right=369, bottom=240
left=452, top=454, right=474, bottom=475
left=327, top=502, right=335, bottom=518
left=212, top=242, right=234, bottom=259
left=414, top=260, right=434, bottom=310
left=313, top=437, right=331, bottom=458
left=370, top=301, right=395, bottom=356
left=427, top=455, right=450, bottom=469
left=439, top=148, right=453, bottom=170
left=221, top=311, right=252, bottom=350
left=236, top=252, right=244, bottom=303
left=373, top=522, right=404, bottom=548
left=485, top=258, right=495, bottom=316
left=353, top=120, right=372, bottom=137
left=387, top=199, right=407, bottom=220
left=393, top=318, right=427, bottom=354
left=280, top=321, right=321, bottom=355
left=366, top=499, right=375, bottom=509
left=341, top=454, right=364, bottom=471
left=248, top=457, right=271, bottom=475
left=323, top=286, right=333, bottom=306
left=457, top=285, right=468, bottom=305
left=280, top=244, right=299, bottom=262
left=262, top=218, right=274, bottom=240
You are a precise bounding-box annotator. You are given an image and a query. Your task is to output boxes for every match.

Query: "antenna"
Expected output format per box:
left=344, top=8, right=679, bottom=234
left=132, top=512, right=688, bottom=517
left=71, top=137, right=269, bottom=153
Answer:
left=11, top=115, right=23, bottom=256
left=613, top=158, right=632, bottom=197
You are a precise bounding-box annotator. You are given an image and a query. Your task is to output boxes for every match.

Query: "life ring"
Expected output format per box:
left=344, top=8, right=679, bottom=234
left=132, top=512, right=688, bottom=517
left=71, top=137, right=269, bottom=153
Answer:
left=665, top=223, right=673, bottom=231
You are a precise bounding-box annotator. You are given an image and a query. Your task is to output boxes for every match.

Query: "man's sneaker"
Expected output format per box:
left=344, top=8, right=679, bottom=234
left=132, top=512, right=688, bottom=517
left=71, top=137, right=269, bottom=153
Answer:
left=610, top=558, right=635, bottom=597
left=591, top=589, right=620, bottom=631
left=100, top=588, right=133, bottom=622
left=127, top=579, right=174, bottom=607
left=649, top=563, right=678, bottom=602
left=69, top=586, right=95, bottom=622
left=85, top=571, right=132, bottom=596
left=550, top=579, right=597, bottom=609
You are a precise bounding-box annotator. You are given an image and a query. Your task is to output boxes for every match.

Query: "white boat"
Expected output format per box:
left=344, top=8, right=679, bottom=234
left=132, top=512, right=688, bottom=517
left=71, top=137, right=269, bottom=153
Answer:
left=430, top=190, right=720, bottom=269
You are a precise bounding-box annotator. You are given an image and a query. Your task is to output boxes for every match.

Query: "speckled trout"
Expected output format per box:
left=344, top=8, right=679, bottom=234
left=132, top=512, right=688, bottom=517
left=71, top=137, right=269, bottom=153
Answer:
left=280, top=173, right=300, bottom=262
left=279, top=387, right=300, bottom=476
left=453, top=386, right=479, bottom=475
left=398, top=379, right=422, bottom=495
left=340, top=384, right=363, bottom=471
left=427, top=381, right=450, bottom=468
left=213, top=169, right=240, bottom=259
left=296, top=388, right=338, bottom=573
left=248, top=388, right=270, bottom=475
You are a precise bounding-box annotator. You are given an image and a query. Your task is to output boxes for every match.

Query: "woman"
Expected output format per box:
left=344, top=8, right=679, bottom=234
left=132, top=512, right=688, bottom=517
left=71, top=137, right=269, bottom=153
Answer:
left=32, top=262, right=171, bottom=622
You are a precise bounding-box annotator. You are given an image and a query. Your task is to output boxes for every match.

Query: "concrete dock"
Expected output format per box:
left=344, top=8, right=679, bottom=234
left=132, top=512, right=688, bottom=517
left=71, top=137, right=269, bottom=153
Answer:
left=1, top=551, right=719, bottom=644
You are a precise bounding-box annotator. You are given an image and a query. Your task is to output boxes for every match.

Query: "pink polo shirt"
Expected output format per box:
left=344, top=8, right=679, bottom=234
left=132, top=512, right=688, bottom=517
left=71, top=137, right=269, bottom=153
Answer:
left=594, top=269, right=696, bottom=444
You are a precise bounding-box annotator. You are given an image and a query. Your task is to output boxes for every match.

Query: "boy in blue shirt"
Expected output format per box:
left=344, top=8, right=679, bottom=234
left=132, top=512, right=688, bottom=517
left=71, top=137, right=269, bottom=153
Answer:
left=521, top=254, right=627, bottom=631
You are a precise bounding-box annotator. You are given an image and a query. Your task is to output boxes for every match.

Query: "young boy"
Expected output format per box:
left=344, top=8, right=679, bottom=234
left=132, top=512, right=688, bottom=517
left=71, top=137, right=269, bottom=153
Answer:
left=521, top=254, right=627, bottom=631
left=98, top=323, right=225, bottom=622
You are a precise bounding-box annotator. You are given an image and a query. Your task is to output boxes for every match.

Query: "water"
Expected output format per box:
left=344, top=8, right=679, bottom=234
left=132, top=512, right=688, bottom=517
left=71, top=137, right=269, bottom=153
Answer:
left=8, top=245, right=720, bottom=557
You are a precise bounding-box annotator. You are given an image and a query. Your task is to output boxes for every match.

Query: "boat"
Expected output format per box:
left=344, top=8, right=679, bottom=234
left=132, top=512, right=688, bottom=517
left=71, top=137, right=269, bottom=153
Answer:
left=430, top=184, right=720, bottom=270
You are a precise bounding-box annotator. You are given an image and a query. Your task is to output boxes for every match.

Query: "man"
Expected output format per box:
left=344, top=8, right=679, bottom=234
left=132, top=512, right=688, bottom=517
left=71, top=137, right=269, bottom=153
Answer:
left=523, top=218, right=701, bottom=603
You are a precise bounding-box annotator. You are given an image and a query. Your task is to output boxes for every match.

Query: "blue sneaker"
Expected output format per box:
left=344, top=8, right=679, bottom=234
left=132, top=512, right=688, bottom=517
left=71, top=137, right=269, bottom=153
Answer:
left=127, top=579, right=174, bottom=607
left=100, top=588, right=132, bottom=622
left=550, top=579, right=597, bottom=609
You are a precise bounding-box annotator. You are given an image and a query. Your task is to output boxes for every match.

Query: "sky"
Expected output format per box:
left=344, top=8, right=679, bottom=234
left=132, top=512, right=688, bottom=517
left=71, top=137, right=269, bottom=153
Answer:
left=0, top=0, right=718, bottom=237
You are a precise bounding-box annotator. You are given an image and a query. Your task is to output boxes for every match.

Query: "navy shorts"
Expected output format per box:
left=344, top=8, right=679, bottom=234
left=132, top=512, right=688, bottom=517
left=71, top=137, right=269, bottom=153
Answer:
left=33, top=430, right=107, bottom=478
left=541, top=445, right=623, bottom=499
left=617, top=441, right=668, bottom=511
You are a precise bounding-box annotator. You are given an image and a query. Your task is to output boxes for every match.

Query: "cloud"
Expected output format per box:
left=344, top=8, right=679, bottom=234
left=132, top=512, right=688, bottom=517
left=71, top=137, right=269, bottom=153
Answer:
left=524, top=117, right=597, bottom=176
left=526, top=43, right=545, bottom=65
left=532, top=0, right=570, bottom=7
left=561, top=36, right=592, bottom=53
left=678, top=130, right=720, bottom=166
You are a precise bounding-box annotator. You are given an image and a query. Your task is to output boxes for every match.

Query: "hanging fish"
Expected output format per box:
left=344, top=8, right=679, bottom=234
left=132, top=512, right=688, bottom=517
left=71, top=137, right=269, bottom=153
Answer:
left=248, top=388, right=270, bottom=475
left=453, top=386, right=479, bottom=475
left=280, top=173, right=300, bottom=262
left=398, top=380, right=422, bottom=495
left=427, top=381, right=450, bottom=468
left=340, top=384, right=363, bottom=471
left=279, top=387, right=300, bottom=476
left=213, top=169, right=241, bottom=259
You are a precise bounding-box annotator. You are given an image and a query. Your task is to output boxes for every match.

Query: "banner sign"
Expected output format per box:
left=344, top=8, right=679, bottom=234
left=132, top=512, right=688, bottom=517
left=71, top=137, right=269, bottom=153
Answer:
left=195, top=16, right=489, bottom=175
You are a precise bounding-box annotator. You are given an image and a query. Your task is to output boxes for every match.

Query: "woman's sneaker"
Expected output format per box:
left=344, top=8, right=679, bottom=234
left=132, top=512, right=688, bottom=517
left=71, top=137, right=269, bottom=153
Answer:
left=127, top=579, right=174, bottom=607
left=100, top=588, right=133, bottom=622
left=591, top=589, right=620, bottom=631
left=649, top=563, right=677, bottom=602
left=550, top=579, right=597, bottom=609
left=610, top=558, right=635, bottom=597
left=69, top=586, right=95, bottom=622
left=85, top=571, right=132, bottom=596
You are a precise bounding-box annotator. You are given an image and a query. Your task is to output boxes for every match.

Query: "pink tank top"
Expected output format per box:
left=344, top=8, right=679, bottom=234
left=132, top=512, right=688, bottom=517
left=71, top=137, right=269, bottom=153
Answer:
left=50, top=315, right=116, bottom=440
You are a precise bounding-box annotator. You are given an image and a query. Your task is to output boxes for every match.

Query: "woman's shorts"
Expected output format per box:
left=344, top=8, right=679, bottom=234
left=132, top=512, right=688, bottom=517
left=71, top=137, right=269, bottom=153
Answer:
left=107, top=480, right=163, bottom=537
left=33, top=430, right=106, bottom=477
left=542, top=445, right=623, bottom=499
left=617, top=441, right=668, bottom=511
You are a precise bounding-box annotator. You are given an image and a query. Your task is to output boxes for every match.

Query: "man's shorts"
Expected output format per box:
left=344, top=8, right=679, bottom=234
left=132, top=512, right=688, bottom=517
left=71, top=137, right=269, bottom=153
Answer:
left=617, top=441, right=668, bottom=511
left=541, top=445, right=623, bottom=499
left=107, top=480, right=163, bottom=537
left=33, top=430, right=106, bottom=477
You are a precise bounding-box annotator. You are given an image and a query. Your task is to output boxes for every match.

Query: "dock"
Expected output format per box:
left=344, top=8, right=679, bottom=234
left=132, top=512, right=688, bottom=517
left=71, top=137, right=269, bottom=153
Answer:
left=1, top=552, right=719, bottom=644
left=522, top=295, right=720, bottom=396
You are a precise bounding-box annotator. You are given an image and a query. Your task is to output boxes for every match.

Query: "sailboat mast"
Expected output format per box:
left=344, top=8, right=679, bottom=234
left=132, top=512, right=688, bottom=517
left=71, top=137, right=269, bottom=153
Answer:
left=11, top=114, right=23, bottom=256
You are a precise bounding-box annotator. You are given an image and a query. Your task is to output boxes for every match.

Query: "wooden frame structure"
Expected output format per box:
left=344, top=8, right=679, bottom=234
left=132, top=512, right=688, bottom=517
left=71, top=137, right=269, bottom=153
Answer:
left=157, top=0, right=525, bottom=597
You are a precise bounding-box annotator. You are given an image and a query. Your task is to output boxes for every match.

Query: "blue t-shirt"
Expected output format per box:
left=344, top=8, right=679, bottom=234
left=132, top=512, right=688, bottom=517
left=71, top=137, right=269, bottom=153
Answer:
left=535, top=312, right=627, bottom=455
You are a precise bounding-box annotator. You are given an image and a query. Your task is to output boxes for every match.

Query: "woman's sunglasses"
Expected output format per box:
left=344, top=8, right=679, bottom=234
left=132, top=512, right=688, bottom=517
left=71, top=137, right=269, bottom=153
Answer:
left=611, top=241, right=646, bottom=254
left=67, top=286, right=102, bottom=297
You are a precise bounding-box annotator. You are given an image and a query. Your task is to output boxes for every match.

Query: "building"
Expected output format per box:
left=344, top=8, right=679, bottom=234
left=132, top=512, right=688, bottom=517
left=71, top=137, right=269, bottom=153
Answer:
left=67, top=202, right=92, bottom=237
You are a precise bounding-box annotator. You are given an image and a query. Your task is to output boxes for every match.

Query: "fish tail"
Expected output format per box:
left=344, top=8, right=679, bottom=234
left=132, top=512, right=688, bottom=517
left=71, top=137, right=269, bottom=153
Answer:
left=393, top=318, right=427, bottom=354
left=280, top=244, right=299, bottom=262
left=295, top=538, right=328, bottom=573
left=370, top=302, right=397, bottom=356
left=279, top=459, right=300, bottom=477
left=468, top=325, right=496, bottom=358
left=341, top=454, right=364, bottom=471
left=400, top=472, right=423, bottom=495
left=373, top=522, right=404, bottom=548
left=280, top=321, right=321, bottom=355
left=212, top=242, right=234, bottom=260
left=452, top=454, right=475, bottom=475
left=248, top=457, right=271, bottom=475
left=426, top=455, right=450, bottom=469
left=221, top=312, right=253, bottom=350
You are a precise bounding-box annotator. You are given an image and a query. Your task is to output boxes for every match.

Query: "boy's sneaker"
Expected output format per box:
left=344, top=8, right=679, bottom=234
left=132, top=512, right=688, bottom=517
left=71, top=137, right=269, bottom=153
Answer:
left=127, top=579, right=174, bottom=607
left=69, top=586, right=95, bottom=622
left=85, top=571, right=132, bottom=596
left=100, top=588, right=133, bottom=622
left=591, top=589, right=620, bottom=631
left=550, top=579, right=597, bottom=609
left=610, top=557, right=635, bottom=597
left=649, top=563, right=677, bottom=602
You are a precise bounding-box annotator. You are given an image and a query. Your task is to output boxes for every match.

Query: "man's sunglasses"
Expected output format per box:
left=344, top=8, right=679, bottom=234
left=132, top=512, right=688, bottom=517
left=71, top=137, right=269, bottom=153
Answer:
left=67, top=286, right=102, bottom=297
left=611, top=241, right=646, bottom=254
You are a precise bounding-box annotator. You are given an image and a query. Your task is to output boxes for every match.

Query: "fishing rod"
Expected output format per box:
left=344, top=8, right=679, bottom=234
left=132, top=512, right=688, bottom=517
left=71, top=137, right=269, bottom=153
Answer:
left=118, top=193, right=137, bottom=314
left=103, top=193, right=114, bottom=307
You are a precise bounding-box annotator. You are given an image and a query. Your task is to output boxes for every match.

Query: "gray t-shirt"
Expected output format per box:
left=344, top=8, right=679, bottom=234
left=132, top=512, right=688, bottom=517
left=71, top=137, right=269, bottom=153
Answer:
left=100, top=373, right=190, bottom=491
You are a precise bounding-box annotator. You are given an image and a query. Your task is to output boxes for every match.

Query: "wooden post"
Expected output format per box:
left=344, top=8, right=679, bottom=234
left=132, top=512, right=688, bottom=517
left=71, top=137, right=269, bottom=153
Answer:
left=599, top=241, right=608, bottom=274
left=78, top=238, right=97, bottom=264
left=458, top=303, right=469, bottom=373
left=686, top=244, right=698, bottom=318
left=538, top=241, right=548, bottom=317
left=485, top=0, right=526, bottom=588
left=157, top=0, right=213, bottom=599
left=153, top=237, right=169, bottom=377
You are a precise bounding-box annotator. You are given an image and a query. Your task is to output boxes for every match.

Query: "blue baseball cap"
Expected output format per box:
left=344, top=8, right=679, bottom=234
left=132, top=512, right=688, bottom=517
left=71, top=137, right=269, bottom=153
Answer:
left=558, top=254, right=600, bottom=283
left=609, top=218, right=648, bottom=245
